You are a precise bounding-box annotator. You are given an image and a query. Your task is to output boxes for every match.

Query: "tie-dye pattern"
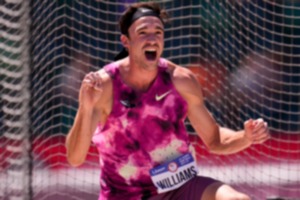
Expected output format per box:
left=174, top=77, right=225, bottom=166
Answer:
left=92, top=59, right=191, bottom=200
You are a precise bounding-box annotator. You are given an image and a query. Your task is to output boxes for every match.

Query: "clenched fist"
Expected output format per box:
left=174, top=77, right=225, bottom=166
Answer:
left=79, top=71, right=103, bottom=110
left=244, top=118, right=270, bottom=144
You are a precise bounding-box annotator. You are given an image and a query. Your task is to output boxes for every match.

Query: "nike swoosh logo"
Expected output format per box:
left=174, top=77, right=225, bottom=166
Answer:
left=140, top=8, right=151, bottom=13
left=155, top=90, right=172, bottom=101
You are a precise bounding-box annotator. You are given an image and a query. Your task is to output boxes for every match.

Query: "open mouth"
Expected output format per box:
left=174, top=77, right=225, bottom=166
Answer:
left=145, top=50, right=157, bottom=61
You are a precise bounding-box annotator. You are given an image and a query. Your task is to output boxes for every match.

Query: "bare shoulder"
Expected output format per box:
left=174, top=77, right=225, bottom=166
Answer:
left=96, top=67, right=112, bottom=83
left=165, top=59, right=202, bottom=95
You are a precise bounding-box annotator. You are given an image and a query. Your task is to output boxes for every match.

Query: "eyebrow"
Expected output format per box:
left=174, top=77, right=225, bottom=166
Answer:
left=136, top=25, right=164, bottom=32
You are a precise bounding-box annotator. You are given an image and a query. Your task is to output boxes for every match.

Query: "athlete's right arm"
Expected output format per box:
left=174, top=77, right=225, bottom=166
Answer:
left=65, top=70, right=111, bottom=167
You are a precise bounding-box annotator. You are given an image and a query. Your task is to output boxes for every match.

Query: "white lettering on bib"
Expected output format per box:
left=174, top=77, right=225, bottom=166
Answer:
left=149, top=153, right=198, bottom=193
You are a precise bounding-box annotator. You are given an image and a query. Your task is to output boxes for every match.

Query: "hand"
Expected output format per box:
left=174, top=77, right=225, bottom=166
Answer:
left=244, top=118, right=270, bottom=144
left=79, top=72, right=103, bottom=110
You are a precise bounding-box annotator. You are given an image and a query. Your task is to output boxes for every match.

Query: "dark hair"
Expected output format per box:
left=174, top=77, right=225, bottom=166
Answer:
left=119, top=2, right=169, bottom=37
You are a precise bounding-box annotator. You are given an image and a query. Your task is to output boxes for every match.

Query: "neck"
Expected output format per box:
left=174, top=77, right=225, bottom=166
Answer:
left=120, top=58, right=159, bottom=92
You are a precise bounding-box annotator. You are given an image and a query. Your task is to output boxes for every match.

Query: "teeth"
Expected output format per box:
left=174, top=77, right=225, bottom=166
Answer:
left=145, top=49, right=156, bottom=52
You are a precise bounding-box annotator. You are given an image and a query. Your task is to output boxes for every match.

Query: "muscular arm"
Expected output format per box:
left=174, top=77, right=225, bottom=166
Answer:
left=66, top=106, right=101, bottom=166
left=171, top=64, right=269, bottom=155
left=184, top=81, right=251, bottom=154
left=65, top=70, right=112, bottom=166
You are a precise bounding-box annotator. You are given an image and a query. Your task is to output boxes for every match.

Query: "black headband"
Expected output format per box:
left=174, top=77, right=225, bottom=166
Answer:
left=129, top=7, right=162, bottom=30
left=115, top=8, right=163, bottom=61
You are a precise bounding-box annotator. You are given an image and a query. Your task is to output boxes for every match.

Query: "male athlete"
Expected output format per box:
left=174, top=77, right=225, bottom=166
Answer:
left=66, top=2, right=270, bottom=200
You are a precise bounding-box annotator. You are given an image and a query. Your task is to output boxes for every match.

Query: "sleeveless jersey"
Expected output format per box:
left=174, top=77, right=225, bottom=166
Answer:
left=92, top=58, right=192, bottom=200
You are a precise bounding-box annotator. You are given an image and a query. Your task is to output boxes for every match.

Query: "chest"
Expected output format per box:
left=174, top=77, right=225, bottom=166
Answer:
left=114, top=84, right=187, bottom=123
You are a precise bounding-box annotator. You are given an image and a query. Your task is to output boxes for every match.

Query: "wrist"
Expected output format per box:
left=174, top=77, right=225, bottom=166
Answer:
left=78, top=104, right=94, bottom=115
left=243, top=131, right=253, bottom=146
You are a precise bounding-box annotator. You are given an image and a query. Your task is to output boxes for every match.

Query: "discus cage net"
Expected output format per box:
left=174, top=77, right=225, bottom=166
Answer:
left=0, top=1, right=299, bottom=200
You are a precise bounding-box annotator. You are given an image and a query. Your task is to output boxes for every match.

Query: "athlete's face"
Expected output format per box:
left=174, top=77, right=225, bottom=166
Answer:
left=122, top=16, right=164, bottom=70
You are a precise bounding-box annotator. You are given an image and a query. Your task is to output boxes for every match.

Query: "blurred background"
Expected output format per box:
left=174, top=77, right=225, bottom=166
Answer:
left=0, top=0, right=299, bottom=199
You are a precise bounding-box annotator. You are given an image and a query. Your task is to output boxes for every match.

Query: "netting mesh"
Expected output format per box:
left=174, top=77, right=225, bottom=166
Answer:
left=0, top=0, right=31, bottom=199
left=0, top=0, right=299, bottom=199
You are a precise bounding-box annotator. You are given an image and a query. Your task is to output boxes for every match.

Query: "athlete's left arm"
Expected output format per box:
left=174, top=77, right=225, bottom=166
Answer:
left=171, top=64, right=270, bottom=155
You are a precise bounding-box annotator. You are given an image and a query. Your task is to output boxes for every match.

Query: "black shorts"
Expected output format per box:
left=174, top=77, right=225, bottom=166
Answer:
left=148, top=176, right=219, bottom=200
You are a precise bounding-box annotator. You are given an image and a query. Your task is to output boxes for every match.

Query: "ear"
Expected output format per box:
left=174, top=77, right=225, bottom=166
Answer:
left=121, top=35, right=129, bottom=49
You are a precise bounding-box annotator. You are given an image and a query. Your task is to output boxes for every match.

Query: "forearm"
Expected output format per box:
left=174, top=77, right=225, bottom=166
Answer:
left=66, top=106, right=95, bottom=166
left=209, top=127, right=252, bottom=155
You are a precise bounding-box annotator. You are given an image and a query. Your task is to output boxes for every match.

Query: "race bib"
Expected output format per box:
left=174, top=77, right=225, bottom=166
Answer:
left=149, top=153, right=198, bottom=194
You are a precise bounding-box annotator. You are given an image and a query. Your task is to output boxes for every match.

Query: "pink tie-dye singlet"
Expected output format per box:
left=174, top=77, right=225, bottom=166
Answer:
left=92, top=59, right=192, bottom=200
